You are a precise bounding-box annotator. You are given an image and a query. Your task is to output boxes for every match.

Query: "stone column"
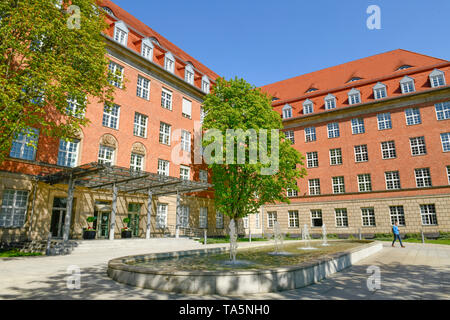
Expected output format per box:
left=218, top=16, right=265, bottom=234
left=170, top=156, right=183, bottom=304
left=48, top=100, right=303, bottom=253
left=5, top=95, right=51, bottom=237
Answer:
left=63, top=174, right=75, bottom=242
left=146, top=189, right=152, bottom=239
left=109, top=183, right=118, bottom=240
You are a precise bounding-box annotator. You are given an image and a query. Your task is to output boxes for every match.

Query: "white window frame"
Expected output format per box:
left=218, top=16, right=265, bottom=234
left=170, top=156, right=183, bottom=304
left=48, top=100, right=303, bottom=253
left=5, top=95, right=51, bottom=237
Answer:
left=381, top=141, right=396, bottom=159
left=178, top=205, right=190, bottom=228
left=0, top=189, right=29, bottom=228
left=415, top=168, right=432, bottom=188
left=324, top=94, right=336, bottom=110
left=136, top=75, right=150, bottom=100
left=164, top=52, right=175, bottom=73
left=157, top=159, right=170, bottom=176
left=354, top=145, right=369, bottom=162
left=267, top=211, right=277, bottom=228
left=303, top=99, right=314, bottom=114
left=405, top=108, right=421, bottom=126
left=305, top=127, right=316, bottom=142
left=373, top=82, right=387, bottom=100
left=329, top=148, right=342, bottom=165
left=180, top=165, right=190, bottom=180
left=113, top=21, right=128, bottom=46
left=348, top=88, right=361, bottom=105
left=288, top=210, right=299, bottom=228
left=441, top=133, right=450, bottom=152
left=185, top=64, right=195, bottom=85
left=361, top=208, right=376, bottom=227
left=181, top=130, right=191, bottom=152
left=311, top=210, right=323, bottom=227
left=282, top=104, right=292, bottom=119
left=156, top=203, right=168, bottom=229
left=141, top=38, right=154, bottom=61
left=357, top=174, right=372, bottom=192
left=102, top=103, right=120, bottom=129
left=287, top=187, right=298, bottom=197
left=199, top=207, right=208, bottom=229
left=306, top=152, right=318, bottom=168
left=216, top=211, right=224, bottom=229
left=385, top=171, right=401, bottom=190
left=308, top=179, right=321, bottom=195
left=182, top=98, right=192, bottom=119
left=9, top=127, right=39, bottom=161
left=98, top=145, right=115, bottom=166
left=161, top=88, right=173, bottom=110
left=420, top=204, right=437, bottom=226
left=400, top=76, right=415, bottom=94
left=332, top=176, right=345, bottom=194
left=435, top=102, right=450, bottom=120
left=377, top=112, right=392, bottom=130
left=285, top=130, right=295, bottom=144
left=327, top=122, right=340, bottom=138
left=390, top=206, right=405, bottom=226
left=159, top=122, right=171, bottom=145
left=133, top=112, right=148, bottom=138
left=351, top=118, right=365, bottom=134
left=57, top=139, right=79, bottom=167
left=130, top=153, right=144, bottom=172
left=410, top=136, right=427, bottom=156
left=202, top=75, right=210, bottom=93
left=108, top=61, right=124, bottom=88
left=447, top=166, right=450, bottom=185
left=429, top=69, right=446, bottom=88
left=335, top=208, right=348, bottom=228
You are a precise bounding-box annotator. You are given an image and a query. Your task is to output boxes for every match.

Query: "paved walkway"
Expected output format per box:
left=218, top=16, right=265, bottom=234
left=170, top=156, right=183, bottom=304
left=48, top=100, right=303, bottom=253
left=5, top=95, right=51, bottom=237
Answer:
left=0, top=240, right=449, bottom=300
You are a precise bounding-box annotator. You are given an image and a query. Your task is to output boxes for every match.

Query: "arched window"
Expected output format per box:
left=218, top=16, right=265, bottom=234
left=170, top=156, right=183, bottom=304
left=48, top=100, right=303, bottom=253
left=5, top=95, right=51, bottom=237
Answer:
left=185, top=63, right=195, bottom=85
left=113, top=21, right=128, bottom=46
left=130, top=142, right=146, bottom=172
left=201, top=75, right=210, bottom=93
left=141, top=38, right=154, bottom=61
left=164, top=52, right=175, bottom=73
left=98, top=134, right=117, bottom=166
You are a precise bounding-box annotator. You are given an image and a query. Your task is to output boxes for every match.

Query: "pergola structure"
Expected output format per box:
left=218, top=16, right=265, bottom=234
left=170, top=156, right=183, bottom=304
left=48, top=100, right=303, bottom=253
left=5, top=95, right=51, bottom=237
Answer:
left=39, top=162, right=212, bottom=241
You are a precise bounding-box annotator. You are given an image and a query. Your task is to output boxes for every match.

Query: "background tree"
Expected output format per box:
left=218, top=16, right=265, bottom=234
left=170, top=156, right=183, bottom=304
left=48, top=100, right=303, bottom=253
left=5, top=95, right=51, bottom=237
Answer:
left=202, top=77, right=306, bottom=226
left=0, top=0, right=116, bottom=164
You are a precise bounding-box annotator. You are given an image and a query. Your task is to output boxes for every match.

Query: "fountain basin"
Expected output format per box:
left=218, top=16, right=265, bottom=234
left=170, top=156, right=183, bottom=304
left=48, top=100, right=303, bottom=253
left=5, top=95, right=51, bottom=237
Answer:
left=107, top=240, right=382, bottom=295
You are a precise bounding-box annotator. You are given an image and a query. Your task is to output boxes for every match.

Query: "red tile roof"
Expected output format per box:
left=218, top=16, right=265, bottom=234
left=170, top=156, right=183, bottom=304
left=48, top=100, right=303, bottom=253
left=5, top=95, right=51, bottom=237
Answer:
left=99, top=0, right=219, bottom=81
left=260, top=49, right=448, bottom=102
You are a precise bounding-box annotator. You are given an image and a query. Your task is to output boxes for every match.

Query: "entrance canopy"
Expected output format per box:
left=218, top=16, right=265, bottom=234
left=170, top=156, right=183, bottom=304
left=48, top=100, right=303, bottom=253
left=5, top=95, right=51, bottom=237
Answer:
left=39, top=162, right=212, bottom=196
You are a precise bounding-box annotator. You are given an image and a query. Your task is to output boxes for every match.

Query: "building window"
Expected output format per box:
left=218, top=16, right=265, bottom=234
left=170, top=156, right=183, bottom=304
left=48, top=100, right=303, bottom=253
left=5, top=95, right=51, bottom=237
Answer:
left=354, top=145, right=369, bottom=162
left=282, top=104, right=292, bottom=119
left=141, top=40, right=153, bottom=61
left=202, top=76, right=210, bottom=93
left=108, top=61, right=124, bottom=88
left=361, top=208, right=376, bottom=227
left=200, top=107, right=206, bottom=124
left=133, top=113, right=148, bottom=138
left=0, top=190, right=29, bottom=228
left=332, top=176, right=345, bottom=194
left=182, top=98, right=192, bottom=119
left=405, top=108, right=421, bottom=125
left=181, top=130, right=191, bottom=152
left=185, top=64, right=195, bottom=85
left=98, top=145, right=114, bottom=165
left=288, top=211, right=299, bottom=228
left=306, top=152, right=318, bottom=168
left=385, top=171, right=401, bottom=190
left=199, top=207, right=208, bottom=228
left=335, top=209, right=348, bottom=227
left=447, top=166, right=450, bottom=184
left=429, top=69, right=446, bottom=88
left=102, top=103, right=120, bottom=129
left=156, top=203, right=167, bottom=228
left=415, top=168, right=432, bottom=187
left=410, top=136, right=427, bottom=156
left=303, top=99, right=314, bottom=114
left=9, top=128, right=39, bottom=161
left=348, top=88, right=361, bottom=105
left=267, top=211, right=277, bottom=228
left=178, top=206, right=189, bottom=228
left=305, top=127, right=316, bottom=142
left=287, top=188, right=298, bottom=197
left=327, top=122, right=340, bottom=138
left=199, top=170, right=208, bottom=183
left=435, top=102, right=450, bottom=120
left=159, top=122, right=171, bottom=145
left=400, top=76, right=415, bottom=94
left=390, top=206, right=405, bottom=226
left=216, top=211, right=224, bottom=229
left=136, top=76, right=150, bottom=100
left=381, top=141, right=396, bottom=159
left=329, top=148, right=342, bottom=165
left=113, top=21, right=128, bottom=46
left=161, top=88, right=173, bottom=110
left=243, top=216, right=249, bottom=229
left=255, top=212, right=260, bottom=229
left=373, top=82, right=387, bottom=99
left=308, top=179, right=320, bottom=195
left=66, top=96, right=86, bottom=118
left=377, top=112, right=392, bottom=130
left=358, top=174, right=372, bottom=192
left=311, top=210, right=323, bottom=227
left=441, top=133, right=450, bottom=152
left=180, top=165, right=190, bottom=180
left=157, top=159, right=170, bottom=176
left=57, top=139, right=79, bottom=167
left=324, top=94, right=336, bottom=110
left=164, top=52, right=175, bottom=73
left=351, top=118, right=365, bottom=134
left=285, top=130, right=295, bottom=144
left=420, top=204, right=437, bottom=226
left=130, top=153, right=144, bottom=172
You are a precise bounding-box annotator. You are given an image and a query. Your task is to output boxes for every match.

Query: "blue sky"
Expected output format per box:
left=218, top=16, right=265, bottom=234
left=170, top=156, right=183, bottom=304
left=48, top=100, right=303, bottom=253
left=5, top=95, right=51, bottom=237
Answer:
left=112, top=0, right=450, bottom=87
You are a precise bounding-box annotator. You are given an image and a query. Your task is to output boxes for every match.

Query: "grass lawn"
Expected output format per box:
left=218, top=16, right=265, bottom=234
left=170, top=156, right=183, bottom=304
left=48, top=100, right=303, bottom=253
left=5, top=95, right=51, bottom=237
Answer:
left=0, top=249, right=43, bottom=258
left=196, top=237, right=269, bottom=244
left=375, top=238, right=450, bottom=245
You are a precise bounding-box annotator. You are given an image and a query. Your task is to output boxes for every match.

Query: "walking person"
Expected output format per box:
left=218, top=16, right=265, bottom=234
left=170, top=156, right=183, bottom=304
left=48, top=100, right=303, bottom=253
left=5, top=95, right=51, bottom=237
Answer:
left=392, top=221, right=405, bottom=248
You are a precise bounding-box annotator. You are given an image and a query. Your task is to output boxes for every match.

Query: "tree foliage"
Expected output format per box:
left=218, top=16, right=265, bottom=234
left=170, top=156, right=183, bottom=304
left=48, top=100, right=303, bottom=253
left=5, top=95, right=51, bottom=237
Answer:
left=202, top=77, right=306, bottom=221
left=0, top=0, right=116, bottom=164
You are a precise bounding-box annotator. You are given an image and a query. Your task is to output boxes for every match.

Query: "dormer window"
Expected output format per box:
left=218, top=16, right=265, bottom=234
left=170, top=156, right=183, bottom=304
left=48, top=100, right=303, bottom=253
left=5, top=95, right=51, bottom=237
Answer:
left=164, top=52, right=175, bottom=73
left=348, top=77, right=362, bottom=83
left=202, top=75, right=210, bottom=93
left=141, top=38, right=153, bottom=61
left=429, top=69, right=446, bottom=88
left=102, top=7, right=114, bottom=16
left=303, top=99, right=314, bottom=114
left=324, top=94, right=336, bottom=110
left=185, top=63, right=195, bottom=85
left=400, top=76, right=415, bottom=94
left=348, top=88, right=361, bottom=105
left=113, top=21, right=128, bottom=46
left=282, top=104, right=292, bottom=119
left=373, top=82, right=387, bottom=100
left=306, top=88, right=318, bottom=93
left=397, top=65, right=412, bottom=71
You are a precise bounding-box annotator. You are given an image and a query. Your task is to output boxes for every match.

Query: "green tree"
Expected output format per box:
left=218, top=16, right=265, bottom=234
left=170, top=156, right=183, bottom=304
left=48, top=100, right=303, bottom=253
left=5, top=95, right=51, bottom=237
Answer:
left=202, top=77, right=306, bottom=224
left=0, top=0, right=116, bottom=164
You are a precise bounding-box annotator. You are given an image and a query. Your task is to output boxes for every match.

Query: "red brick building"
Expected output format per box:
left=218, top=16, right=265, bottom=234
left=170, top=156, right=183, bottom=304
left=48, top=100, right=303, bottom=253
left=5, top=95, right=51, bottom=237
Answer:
left=260, top=49, right=450, bottom=236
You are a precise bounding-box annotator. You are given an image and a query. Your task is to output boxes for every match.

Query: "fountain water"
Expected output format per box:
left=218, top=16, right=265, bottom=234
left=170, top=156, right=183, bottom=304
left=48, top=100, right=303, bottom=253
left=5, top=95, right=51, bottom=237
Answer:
left=268, top=221, right=293, bottom=256
left=322, top=224, right=330, bottom=246
left=299, top=224, right=317, bottom=250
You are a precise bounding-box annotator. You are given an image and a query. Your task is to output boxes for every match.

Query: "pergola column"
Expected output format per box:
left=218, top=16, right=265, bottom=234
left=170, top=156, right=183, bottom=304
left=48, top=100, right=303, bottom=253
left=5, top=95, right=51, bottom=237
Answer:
left=109, top=183, right=118, bottom=240
left=146, top=189, right=152, bottom=239
left=175, top=191, right=180, bottom=238
left=63, top=174, right=75, bottom=242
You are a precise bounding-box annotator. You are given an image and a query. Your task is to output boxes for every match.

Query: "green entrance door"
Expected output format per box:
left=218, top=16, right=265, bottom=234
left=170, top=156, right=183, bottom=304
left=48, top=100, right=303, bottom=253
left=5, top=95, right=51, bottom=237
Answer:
left=99, top=212, right=110, bottom=238
left=94, top=201, right=111, bottom=239
left=127, top=203, right=141, bottom=237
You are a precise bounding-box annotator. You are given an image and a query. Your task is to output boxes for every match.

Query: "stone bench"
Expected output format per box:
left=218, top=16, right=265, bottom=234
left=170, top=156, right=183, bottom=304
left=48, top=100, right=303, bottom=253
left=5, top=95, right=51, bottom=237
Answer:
left=424, top=232, right=440, bottom=240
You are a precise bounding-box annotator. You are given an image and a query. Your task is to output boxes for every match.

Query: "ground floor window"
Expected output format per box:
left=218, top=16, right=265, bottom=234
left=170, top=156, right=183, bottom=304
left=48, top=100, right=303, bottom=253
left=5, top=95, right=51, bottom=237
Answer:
left=199, top=207, right=207, bottom=229
left=127, top=203, right=141, bottom=236
left=216, top=211, right=224, bottom=229
left=0, top=189, right=28, bottom=228
left=288, top=210, right=299, bottom=228
left=311, top=209, right=323, bottom=227
left=156, top=203, right=167, bottom=229
left=420, top=204, right=437, bottom=226
left=178, top=205, right=189, bottom=228
left=361, top=207, right=376, bottom=227
left=335, top=208, right=348, bottom=227
left=390, top=206, right=405, bottom=226
left=243, top=216, right=249, bottom=228
left=267, top=211, right=277, bottom=228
